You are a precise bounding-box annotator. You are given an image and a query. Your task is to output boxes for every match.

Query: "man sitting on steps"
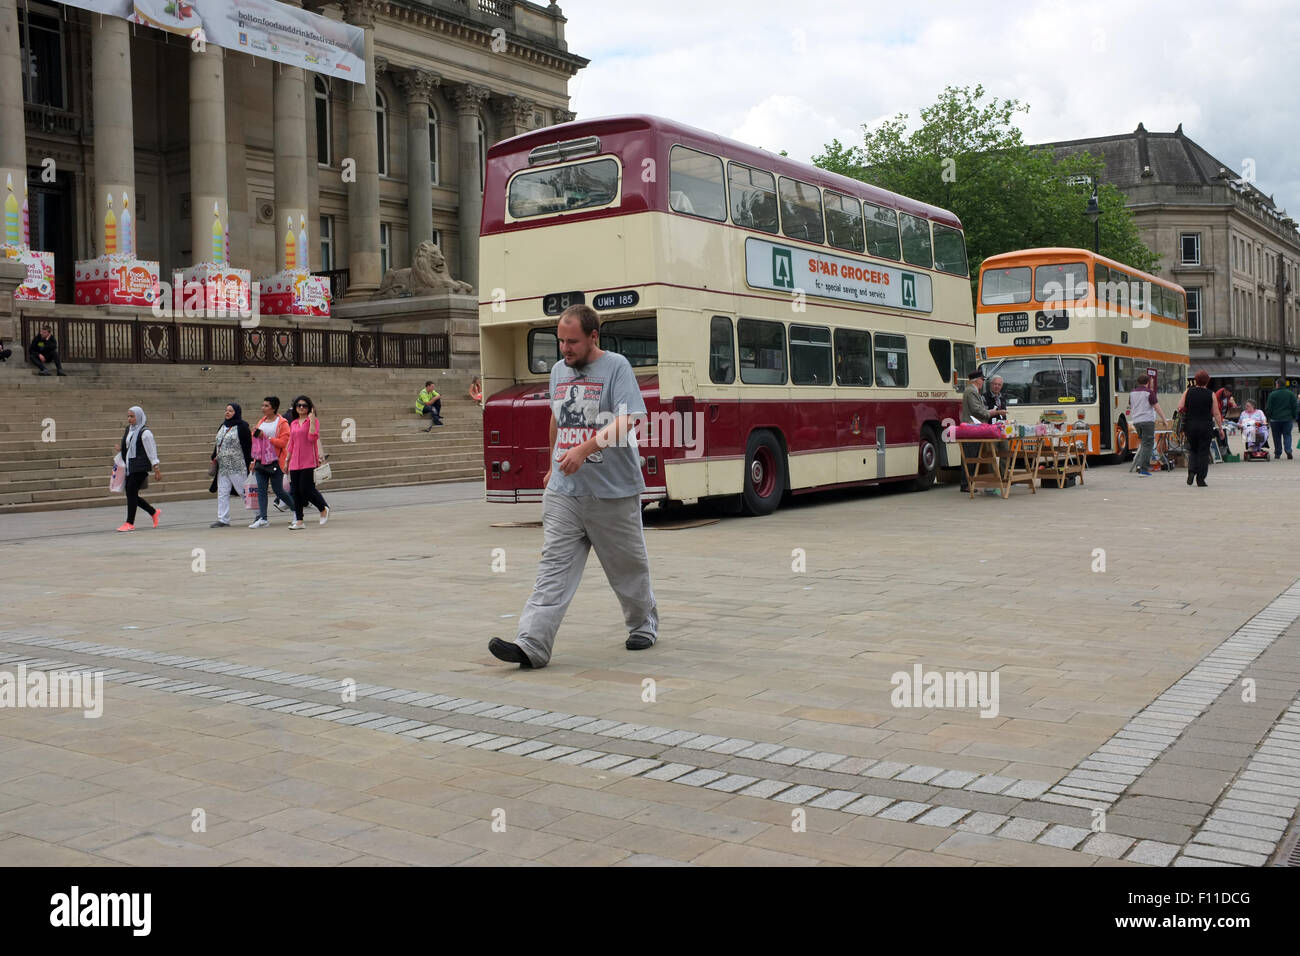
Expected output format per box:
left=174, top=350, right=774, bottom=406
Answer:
left=29, top=325, right=65, bottom=376
left=416, top=380, right=443, bottom=430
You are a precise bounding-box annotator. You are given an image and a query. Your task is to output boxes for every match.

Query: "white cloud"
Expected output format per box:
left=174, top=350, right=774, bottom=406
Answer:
left=559, top=0, right=1300, bottom=214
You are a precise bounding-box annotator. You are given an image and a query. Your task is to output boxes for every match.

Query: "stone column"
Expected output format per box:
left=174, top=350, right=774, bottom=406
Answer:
left=494, top=94, right=535, bottom=143
left=342, top=0, right=381, bottom=298
left=451, top=83, right=490, bottom=293
left=91, top=16, right=138, bottom=257
left=190, top=46, right=229, bottom=265
left=273, top=60, right=309, bottom=272
left=0, top=0, right=28, bottom=249
left=398, top=68, right=439, bottom=254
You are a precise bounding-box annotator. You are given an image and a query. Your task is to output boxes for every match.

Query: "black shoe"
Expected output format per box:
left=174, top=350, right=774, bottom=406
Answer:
left=488, top=638, right=533, bottom=669
left=1196, top=480, right=1208, bottom=487
left=37, top=369, right=50, bottom=376
left=423, top=425, right=434, bottom=432
left=1187, top=474, right=1194, bottom=485
left=1289, top=454, right=1294, bottom=460
left=625, top=634, right=654, bottom=650
left=56, top=370, right=66, bottom=376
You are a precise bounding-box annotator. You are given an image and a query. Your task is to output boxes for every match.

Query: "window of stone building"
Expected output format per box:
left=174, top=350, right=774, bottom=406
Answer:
left=534, top=111, right=545, bottom=128
left=1180, top=233, right=1200, bottom=265
left=319, top=216, right=334, bottom=271
left=428, top=106, right=439, bottom=185
left=315, top=77, right=332, bottom=166
left=18, top=6, right=65, bottom=110
left=379, top=222, right=390, bottom=275
left=376, top=91, right=389, bottom=177
left=1186, top=288, right=1201, bottom=336
left=431, top=228, right=441, bottom=249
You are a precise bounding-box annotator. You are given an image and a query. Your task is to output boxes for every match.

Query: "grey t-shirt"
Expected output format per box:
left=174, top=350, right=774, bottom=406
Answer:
left=547, top=350, right=646, bottom=498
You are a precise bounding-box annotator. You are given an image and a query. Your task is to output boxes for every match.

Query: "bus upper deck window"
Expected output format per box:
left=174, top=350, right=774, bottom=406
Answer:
left=1035, top=261, right=1088, bottom=304
left=932, top=224, right=968, bottom=276
left=899, top=214, right=932, bottom=268
left=728, top=163, right=778, bottom=233
left=508, top=158, right=619, bottom=219
left=980, top=266, right=1030, bottom=305
left=669, top=146, right=726, bottom=222
left=864, top=203, right=900, bottom=260
left=824, top=191, right=864, bottom=254
left=778, top=176, right=824, bottom=244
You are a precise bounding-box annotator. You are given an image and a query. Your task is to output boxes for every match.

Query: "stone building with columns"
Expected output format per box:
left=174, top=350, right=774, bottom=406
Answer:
left=3, top=0, right=586, bottom=306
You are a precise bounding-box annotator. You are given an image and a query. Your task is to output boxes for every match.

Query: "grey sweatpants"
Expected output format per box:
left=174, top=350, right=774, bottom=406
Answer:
left=515, top=492, right=658, bottom=667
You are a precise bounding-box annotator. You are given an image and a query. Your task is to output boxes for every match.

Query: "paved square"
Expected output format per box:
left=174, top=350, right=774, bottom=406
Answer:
left=2, top=465, right=1299, bottom=866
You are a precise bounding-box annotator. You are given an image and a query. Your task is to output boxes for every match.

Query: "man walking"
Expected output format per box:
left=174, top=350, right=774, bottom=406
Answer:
left=29, top=324, right=64, bottom=376
left=1265, top=379, right=1297, bottom=459
left=488, top=304, right=658, bottom=669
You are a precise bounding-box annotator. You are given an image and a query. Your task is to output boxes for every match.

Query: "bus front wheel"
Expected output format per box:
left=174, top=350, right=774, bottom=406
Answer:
left=1114, top=416, right=1132, bottom=461
left=912, top=426, right=939, bottom=491
left=742, top=431, right=786, bottom=516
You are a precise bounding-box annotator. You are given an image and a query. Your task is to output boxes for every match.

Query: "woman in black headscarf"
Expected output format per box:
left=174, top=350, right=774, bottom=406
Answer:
left=210, top=402, right=252, bottom=527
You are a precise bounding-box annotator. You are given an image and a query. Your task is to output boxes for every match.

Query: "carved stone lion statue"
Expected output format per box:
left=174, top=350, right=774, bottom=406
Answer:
left=374, top=241, right=473, bottom=298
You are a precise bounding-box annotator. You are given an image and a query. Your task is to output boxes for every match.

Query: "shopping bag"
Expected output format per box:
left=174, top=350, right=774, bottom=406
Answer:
left=313, top=460, right=332, bottom=483
left=244, top=484, right=259, bottom=511
left=109, top=454, right=126, bottom=493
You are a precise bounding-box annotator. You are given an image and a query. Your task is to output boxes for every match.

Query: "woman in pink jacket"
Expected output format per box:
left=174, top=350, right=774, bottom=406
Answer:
left=247, top=395, right=295, bottom=527
left=284, top=395, right=330, bottom=529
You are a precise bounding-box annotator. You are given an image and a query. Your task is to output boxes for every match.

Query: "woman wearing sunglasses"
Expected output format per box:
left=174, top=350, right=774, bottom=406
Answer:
left=283, top=395, right=331, bottom=529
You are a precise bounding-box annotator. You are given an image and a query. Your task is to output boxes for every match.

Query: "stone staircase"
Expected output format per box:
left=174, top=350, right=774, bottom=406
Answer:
left=0, top=359, right=484, bottom=513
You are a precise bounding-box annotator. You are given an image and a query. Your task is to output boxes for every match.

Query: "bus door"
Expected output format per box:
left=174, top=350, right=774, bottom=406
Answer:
left=1098, top=356, right=1112, bottom=449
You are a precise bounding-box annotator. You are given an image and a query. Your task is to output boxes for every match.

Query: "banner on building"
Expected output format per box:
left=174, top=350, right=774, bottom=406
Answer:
left=62, top=0, right=366, bottom=83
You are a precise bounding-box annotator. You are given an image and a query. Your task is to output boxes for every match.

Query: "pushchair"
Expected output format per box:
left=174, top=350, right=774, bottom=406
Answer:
left=1242, top=418, right=1271, bottom=460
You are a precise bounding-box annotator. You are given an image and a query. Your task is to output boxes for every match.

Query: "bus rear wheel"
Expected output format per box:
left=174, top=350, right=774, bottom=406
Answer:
left=742, top=431, right=786, bottom=516
left=912, top=426, right=939, bottom=491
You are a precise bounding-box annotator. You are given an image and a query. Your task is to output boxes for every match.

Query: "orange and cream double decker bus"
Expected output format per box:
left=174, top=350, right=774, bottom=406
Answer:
left=480, top=115, right=978, bottom=515
left=976, top=248, right=1190, bottom=458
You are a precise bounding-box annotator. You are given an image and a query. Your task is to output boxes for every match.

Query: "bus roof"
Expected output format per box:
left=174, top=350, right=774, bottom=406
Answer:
left=979, top=247, right=1185, bottom=292
left=487, top=113, right=964, bottom=230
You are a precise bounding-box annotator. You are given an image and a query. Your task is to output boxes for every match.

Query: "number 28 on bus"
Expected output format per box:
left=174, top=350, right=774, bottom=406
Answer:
left=480, top=114, right=979, bottom=515
left=975, top=248, right=1189, bottom=458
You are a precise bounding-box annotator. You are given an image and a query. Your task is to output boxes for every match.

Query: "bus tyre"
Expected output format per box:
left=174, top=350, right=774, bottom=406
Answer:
left=913, top=426, right=939, bottom=491
left=742, top=431, right=786, bottom=516
left=1114, top=416, right=1132, bottom=461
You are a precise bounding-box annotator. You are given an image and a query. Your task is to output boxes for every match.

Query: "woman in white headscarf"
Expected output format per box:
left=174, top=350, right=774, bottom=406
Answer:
left=118, top=405, right=162, bottom=532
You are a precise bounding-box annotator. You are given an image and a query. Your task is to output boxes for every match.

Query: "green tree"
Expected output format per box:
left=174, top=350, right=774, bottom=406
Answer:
left=814, top=85, right=1159, bottom=282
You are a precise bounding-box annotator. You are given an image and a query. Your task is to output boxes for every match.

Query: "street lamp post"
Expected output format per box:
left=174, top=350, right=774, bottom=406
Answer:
left=1085, top=183, right=1101, bottom=254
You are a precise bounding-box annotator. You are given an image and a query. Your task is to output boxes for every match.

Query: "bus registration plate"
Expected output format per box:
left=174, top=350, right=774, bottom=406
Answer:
left=592, top=290, right=640, bottom=310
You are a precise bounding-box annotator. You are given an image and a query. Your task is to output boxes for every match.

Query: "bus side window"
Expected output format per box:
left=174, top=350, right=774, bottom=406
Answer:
left=710, top=316, right=735, bottom=384
left=899, top=215, right=932, bottom=269
left=874, top=333, right=908, bottom=387
left=528, top=328, right=559, bottom=374
left=669, top=146, right=727, bottom=222
left=834, top=328, right=871, bottom=387
left=738, top=318, right=787, bottom=385
left=928, top=338, right=951, bottom=382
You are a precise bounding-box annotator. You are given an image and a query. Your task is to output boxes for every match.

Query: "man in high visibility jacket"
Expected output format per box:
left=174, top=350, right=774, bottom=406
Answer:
left=416, top=381, right=443, bottom=430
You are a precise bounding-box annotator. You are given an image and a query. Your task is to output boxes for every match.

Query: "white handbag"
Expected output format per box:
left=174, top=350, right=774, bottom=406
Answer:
left=313, top=438, right=331, bottom=483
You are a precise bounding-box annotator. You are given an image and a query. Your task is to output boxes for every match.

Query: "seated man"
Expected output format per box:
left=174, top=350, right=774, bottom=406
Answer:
left=415, top=380, right=443, bottom=430
left=29, top=325, right=64, bottom=376
left=1239, top=400, right=1268, bottom=451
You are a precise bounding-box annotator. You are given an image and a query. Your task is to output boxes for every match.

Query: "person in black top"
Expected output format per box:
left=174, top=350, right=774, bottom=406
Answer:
left=1178, top=369, right=1224, bottom=487
left=118, top=405, right=163, bottom=531
left=29, top=325, right=64, bottom=375
left=984, top=374, right=1008, bottom=421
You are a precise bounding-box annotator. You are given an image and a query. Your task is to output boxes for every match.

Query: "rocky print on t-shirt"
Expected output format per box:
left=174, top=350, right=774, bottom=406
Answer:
left=553, top=379, right=604, bottom=464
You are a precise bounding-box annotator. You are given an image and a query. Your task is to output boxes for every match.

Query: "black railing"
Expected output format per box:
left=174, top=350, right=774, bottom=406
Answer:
left=313, top=268, right=350, bottom=302
left=20, top=316, right=449, bottom=369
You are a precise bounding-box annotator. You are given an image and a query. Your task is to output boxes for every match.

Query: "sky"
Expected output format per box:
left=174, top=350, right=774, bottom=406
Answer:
left=559, top=0, right=1300, bottom=218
